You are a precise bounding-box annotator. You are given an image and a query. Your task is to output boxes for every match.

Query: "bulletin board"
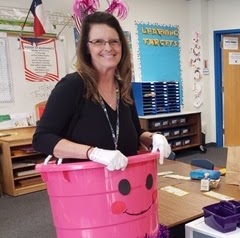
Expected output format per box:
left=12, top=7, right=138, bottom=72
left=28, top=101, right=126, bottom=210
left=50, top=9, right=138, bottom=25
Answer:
left=135, top=21, right=183, bottom=104
left=135, top=21, right=182, bottom=82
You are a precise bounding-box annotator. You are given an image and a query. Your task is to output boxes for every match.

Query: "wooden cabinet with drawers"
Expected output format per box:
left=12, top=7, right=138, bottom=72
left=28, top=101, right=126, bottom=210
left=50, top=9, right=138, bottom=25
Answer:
left=139, top=111, right=202, bottom=151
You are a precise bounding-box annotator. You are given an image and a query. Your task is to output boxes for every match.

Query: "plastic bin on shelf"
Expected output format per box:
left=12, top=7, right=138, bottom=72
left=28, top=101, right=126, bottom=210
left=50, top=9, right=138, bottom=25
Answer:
left=35, top=152, right=159, bottom=238
left=203, top=200, right=240, bottom=233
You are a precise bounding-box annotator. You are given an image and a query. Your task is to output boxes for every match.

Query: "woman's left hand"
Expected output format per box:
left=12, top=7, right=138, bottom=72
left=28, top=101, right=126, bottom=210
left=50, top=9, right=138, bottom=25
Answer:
left=151, top=134, right=171, bottom=164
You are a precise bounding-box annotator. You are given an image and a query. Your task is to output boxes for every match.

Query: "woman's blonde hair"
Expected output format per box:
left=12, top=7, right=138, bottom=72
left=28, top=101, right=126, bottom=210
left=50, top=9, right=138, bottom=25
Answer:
left=75, top=11, right=133, bottom=104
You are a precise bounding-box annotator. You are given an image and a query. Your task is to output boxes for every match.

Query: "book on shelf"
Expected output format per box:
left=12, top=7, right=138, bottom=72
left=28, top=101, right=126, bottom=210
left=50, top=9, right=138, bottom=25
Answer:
left=18, top=177, right=43, bottom=186
left=0, top=112, right=34, bottom=129
left=13, top=162, right=36, bottom=169
left=21, top=147, right=37, bottom=153
left=15, top=169, right=38, bottom=177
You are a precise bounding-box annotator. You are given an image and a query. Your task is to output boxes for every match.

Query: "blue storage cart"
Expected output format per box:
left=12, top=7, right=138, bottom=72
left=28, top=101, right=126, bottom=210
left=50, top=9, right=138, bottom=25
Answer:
left=132, top=81, right=180, bottom=116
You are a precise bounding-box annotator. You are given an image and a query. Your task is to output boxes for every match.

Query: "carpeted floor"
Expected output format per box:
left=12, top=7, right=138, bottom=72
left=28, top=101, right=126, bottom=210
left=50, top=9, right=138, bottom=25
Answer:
left=0, top=145, right=228, bottom=238
left=0, top=189, right=56, bottom=238
left=176, top=145, right=227, bottom=168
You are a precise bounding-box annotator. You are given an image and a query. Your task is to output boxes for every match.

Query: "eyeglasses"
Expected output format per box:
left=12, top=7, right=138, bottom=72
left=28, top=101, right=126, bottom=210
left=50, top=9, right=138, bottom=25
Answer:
left=88, top=39, right=121, bottom=47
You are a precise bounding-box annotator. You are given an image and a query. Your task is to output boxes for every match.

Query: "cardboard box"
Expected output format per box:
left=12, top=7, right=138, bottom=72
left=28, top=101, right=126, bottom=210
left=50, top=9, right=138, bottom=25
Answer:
left=225, top=146, right=240, bottom=185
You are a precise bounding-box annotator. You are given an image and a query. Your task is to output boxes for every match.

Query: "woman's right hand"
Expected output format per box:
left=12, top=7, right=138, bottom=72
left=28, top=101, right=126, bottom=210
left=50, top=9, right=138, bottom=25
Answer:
left=151, top=134, right=171, bottom=165
left=89, top=147, right=128, bottom=171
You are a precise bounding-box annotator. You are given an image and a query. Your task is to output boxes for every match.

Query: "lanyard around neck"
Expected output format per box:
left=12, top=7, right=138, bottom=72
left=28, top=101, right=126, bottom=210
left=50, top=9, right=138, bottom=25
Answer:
left=99, top=88, right=120, bottom=150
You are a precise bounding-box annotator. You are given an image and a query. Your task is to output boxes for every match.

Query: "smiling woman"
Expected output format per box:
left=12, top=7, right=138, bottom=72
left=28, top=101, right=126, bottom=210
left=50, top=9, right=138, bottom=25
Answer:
left=33, top=10, right=171, bottom=169
left=87, top=23, right=122, bottom=77
left=32, top=10, right=171, bottom=238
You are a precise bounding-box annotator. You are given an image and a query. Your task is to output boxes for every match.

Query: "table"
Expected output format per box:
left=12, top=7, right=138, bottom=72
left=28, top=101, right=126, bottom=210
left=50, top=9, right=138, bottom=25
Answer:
left=157, top=160, right=240, bottom=228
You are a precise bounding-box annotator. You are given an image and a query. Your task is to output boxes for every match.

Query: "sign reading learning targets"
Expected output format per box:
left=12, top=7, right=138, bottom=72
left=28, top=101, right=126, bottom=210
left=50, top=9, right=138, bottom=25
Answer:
left=135, top=22, right=182, bottom=84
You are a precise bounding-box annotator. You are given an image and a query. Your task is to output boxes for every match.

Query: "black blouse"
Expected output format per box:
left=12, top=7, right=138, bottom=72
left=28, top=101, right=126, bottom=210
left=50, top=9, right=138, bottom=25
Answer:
left=32, top=72, right=144, bottom=157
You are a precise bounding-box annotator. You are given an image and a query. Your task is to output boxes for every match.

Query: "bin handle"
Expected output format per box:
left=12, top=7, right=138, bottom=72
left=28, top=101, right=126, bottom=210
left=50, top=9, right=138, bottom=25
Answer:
left=43, top=155, right=63, bottom=165
left=220, top=200, right=237, bottom=213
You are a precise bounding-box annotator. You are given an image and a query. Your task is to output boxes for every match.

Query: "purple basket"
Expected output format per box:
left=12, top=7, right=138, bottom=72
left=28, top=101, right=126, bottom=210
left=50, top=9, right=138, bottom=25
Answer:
left=203, top=200, right=240, bottom=233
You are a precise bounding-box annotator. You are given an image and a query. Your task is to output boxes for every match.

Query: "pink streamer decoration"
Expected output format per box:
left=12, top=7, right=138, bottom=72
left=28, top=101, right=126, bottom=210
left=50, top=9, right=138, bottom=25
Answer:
left=73, top=0, right=128, bottom=21
left=73, top=0, right=100, bottom=21
left=106, top=0, right=128, bottom=20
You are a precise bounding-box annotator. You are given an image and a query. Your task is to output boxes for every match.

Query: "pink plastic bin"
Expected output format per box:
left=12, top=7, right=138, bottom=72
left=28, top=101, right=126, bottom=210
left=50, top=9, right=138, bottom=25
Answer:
left=36, top=152, right=159, bottom=238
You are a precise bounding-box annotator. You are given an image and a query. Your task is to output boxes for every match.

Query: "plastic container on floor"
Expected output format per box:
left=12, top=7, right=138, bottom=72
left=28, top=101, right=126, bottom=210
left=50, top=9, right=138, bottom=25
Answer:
left=35, top=152, right=159, bottom=238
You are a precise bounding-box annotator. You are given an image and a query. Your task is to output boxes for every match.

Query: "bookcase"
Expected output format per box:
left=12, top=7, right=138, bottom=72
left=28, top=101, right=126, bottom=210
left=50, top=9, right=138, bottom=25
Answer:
left=139, top=111, right=202, bottom=151
left=0, top=126, right=46, bottom=196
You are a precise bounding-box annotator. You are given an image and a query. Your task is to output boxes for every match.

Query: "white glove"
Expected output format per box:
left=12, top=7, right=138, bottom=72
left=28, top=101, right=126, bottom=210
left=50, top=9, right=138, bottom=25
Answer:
left=89, top=147, right=128, bottom=171
left=151, top=134, right=171, bottom=164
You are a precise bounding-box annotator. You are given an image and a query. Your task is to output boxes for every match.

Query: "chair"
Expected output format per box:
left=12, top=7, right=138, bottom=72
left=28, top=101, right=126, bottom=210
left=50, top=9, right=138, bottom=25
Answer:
left=167, top=151, right=176, bottom=160
left=35, top=101, right=47, bottom=122
left=191, top=159, right=214, bottom=170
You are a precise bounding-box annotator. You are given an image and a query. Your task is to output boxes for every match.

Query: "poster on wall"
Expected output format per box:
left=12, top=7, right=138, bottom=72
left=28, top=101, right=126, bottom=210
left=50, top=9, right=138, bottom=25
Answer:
left=20, top=37, right=66, bottom=106
left=21, top=37, right=59, bottom=82
left=0, top=32, right=14, bottom=105
left=135, top=22, right=182, bottom=83
left=189, top=32, right=203, bottom=108
left=229, top=52, right=240, bottom=65
left=21, top=37, right=59, bottom=105
left=223, top=37, right=238, bottom=50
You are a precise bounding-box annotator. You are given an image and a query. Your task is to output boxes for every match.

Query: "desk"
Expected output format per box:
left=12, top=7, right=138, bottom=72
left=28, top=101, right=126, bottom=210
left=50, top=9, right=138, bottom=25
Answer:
left=158, top=160, right=240, bottom=228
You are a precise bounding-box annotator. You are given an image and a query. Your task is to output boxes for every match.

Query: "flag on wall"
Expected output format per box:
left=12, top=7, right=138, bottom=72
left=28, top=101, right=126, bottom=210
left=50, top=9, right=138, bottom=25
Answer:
left=72, top=14, right=82, bottom=34
left=30, top=0, right=49, bottom=37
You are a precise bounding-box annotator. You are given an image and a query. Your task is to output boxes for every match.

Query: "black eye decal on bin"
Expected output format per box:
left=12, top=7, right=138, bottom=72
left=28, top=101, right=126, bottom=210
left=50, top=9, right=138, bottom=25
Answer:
left=118, top=179, right=131, bottom=195
left=146, top=174, right=153, bottom=190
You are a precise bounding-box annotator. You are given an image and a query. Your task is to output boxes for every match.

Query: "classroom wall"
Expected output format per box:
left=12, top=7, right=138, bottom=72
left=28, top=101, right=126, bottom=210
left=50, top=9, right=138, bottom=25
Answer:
left=0, top=0, right=78, bottom=120
left=0, top=0, right=193, bottom=123
left=0, top=0, right=239, bottom=144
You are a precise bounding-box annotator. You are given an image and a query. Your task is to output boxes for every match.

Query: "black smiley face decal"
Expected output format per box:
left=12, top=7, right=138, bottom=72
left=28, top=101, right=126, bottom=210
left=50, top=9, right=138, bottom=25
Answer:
left=111, top=173, right=157, bottom=216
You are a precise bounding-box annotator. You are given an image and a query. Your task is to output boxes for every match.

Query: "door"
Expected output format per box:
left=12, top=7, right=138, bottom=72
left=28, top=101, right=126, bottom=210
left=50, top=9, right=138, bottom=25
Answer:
left=223, top=35, right=240, bottom=145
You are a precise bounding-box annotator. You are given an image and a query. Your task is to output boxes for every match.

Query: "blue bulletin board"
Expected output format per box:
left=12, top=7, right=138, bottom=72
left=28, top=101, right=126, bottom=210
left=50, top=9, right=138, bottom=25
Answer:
left=135, top=22, right=182, bottom=81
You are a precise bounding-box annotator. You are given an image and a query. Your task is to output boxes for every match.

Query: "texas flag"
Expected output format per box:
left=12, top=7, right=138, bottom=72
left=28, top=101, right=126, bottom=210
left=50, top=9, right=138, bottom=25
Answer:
left=30, top=0, right=49, bottom=37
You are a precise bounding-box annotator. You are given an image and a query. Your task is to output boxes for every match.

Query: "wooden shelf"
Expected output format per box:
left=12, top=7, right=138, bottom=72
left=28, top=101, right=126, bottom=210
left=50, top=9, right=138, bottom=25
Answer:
left=14, top=171, right=40, bottom=180
left=12, top=162, right=36, bottom=169
left=139, top=111, right=202, bottom=152
left=11, top=151, right=40, bottom=158
left=15, top=182, right=46, bottom=196
left=0, top=126, right=46, bottom=196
